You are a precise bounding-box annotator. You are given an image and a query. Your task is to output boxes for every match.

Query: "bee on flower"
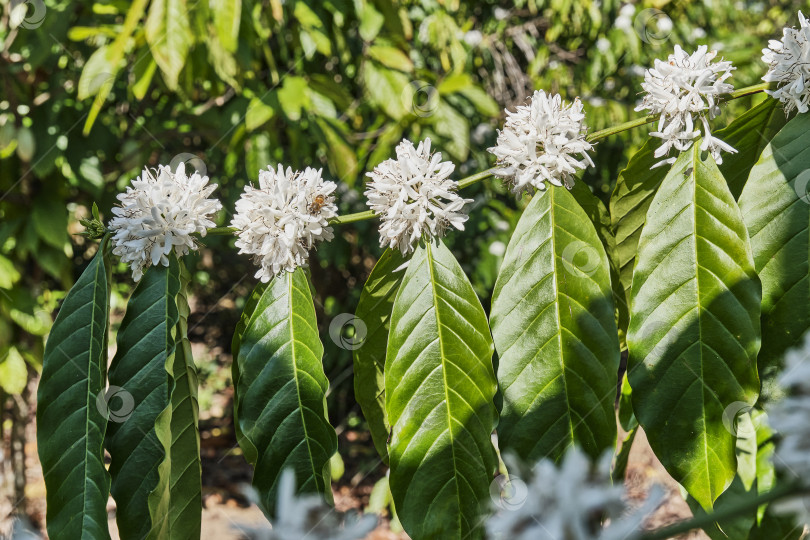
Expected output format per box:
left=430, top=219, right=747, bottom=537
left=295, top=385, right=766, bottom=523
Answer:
left=230, top=165, right=338, bottom=282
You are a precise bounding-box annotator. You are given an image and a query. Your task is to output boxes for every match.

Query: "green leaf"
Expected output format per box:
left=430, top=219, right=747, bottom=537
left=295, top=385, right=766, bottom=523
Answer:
left=277, top=76, right=311, bottom=121
left=627, top=145, right=761, bottom=510
left=737, top=113, right=810, bottom=388
left=715, top=97, right=789, bottom=200
left=361, top=61, right=409, bottom=120
left=353, top=248, right=407, bottom=462
left=609, top=140, right=671, bottom=339
left=570, top=181, right=626, bottom=346
left=432, top=100, right=469, bottom=161
left=490, top=187, right=620, bottom=462
left=82, top=0, right=149, bottom=134
left=246, top=97, right=276, bottom=131
left=145, top=0, right=193, bottom=90
left=147, top=266, right=201, bottom=539
left=314, top=118, right=359, bottom=184
left=386, top=240, right=497, bottom=539
left=107, top=259, right=181, bottom=539
left=212, top=0, right=241, bottom=53
left=367, top=45, right=413, bottom=72
left=37, top=238, right=110, bottom=539
left=233, top=269, right=337, bottom=515
left=0, top=346, right=27, bottom=394
left=77, top=45, right=117, bottom=101
left=0, top=254, right=20, bottom=289
left=688, top=411, right=758, bottom=539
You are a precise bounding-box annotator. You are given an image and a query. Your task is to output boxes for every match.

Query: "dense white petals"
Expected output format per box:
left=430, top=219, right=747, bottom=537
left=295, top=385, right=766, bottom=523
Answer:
left=489, top=90, right=594, bottom=193
left=762, top=11, right=810, bottom=114
left=109, top=163, right=221, bottom=281
left=365, top=138, right=471, bottom=255
left=231, top=165, right=337, bottom=282
left=636, top=45, right=736, bottom=166
left=487, top=447, right=663, bottom=540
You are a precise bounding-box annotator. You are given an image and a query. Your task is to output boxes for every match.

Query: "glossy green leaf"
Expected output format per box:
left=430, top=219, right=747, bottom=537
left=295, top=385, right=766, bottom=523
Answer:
left=233, top=269, right=337, bottom=515
left=737, top=113, right=810, bottom=387
left=715, top=97, right=789, bottom=200
left=107, top=259, right=181, bottom=539
left=627, top=145, right=761, bottom=510
left=490, top=186, right=620, bottom=462
left=353, top=248, right=407, bottom=463
left=37, top=239, right=111, bottom=540
left=688, top=411, right=758, bottom=539
left=609, top=139, right=671, bottom=339
left=147, top=266, right=201, bottom=539
left=145, top=0, right=193, bottom=89
left=571, top=181, right=627, bottom=347
left=386, top=240, right=497, bottom=540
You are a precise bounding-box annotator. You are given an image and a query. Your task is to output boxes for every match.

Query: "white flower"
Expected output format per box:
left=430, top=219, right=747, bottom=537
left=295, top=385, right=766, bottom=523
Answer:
left=489, top=90, right=594, bottom=193
left=487, top=447, right=664, bottom=540
left=635, top=45, right=736, bottom=167
left=762, top=11, right=810, bottom=115
left=231, top=470, right=378, bottom=540
left=768, top=332, right=810, bottom=529
left=108, top=163, right=221, bottom=281
left=364, top=138, right=472, bottom=255
left=231, top=165, right=337, bottom=282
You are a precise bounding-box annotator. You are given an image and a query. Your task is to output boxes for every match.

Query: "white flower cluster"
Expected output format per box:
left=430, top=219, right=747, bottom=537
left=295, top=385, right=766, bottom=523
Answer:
left=635, top=45, right=737, bottom=168
left=365, top=138, right=471, bottom=255
left=487, top=447, right=663, bottom=540
left=762, top=11, right=810, bottom=115
left=768, top=332, right=810, bottom=526
left=231, top=165, right=337, bottom=282
left=489, top=90, right=594, bottom=193
left=108, top=163, right=221, bottom=281
left=232, top=470, right=378, bottom=540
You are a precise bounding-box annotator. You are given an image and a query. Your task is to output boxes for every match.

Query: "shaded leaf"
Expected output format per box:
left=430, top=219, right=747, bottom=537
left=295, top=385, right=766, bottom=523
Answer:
left=715, top=97, right=789, bottom=199
left=107, top=259, right=181, bottom=539
left=627, top=145, right=761, bottom=510
left=386, top=240, right=497, bottom=539
left=147, top=266, right=202, bottom=539
left=737, top=113, right=810, bottom=388
left=353, top=248, right=407, bottom=463
left=233, top=269, right=337, bottom=515
left=490, top=186, right=620, bottom=462
left=37, top=238, right=110, bottom=539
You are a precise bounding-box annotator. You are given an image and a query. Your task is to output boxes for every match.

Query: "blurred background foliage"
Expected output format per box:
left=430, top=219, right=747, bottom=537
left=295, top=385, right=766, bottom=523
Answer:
left=0, top=0, right=804, bottom=517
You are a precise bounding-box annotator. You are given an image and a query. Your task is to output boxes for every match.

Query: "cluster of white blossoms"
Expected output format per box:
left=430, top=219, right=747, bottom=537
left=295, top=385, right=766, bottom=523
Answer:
left=365, top=138, right=472, bottom=255
left=488, top=90, right=594, bottom=193
left=487, top=447, right=664, bottom=540
left=636, top=45, right=737, bottom=168
left=231, top=165, right=337, bottom=282
left=108, top=163, right=222, bottom=281
left=768, top=332, right=810, bottom=526
left=762, top=11, right=810, bottom=115
left=232, top=470, right=377, bottom=540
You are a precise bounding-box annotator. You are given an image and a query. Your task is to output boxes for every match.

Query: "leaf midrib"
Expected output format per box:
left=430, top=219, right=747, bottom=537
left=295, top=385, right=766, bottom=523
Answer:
left=550, top=189, right=577, bottom=453
left=288, top=272, right=321, bottom=493
left=426, top=242, right=463, bottom=537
